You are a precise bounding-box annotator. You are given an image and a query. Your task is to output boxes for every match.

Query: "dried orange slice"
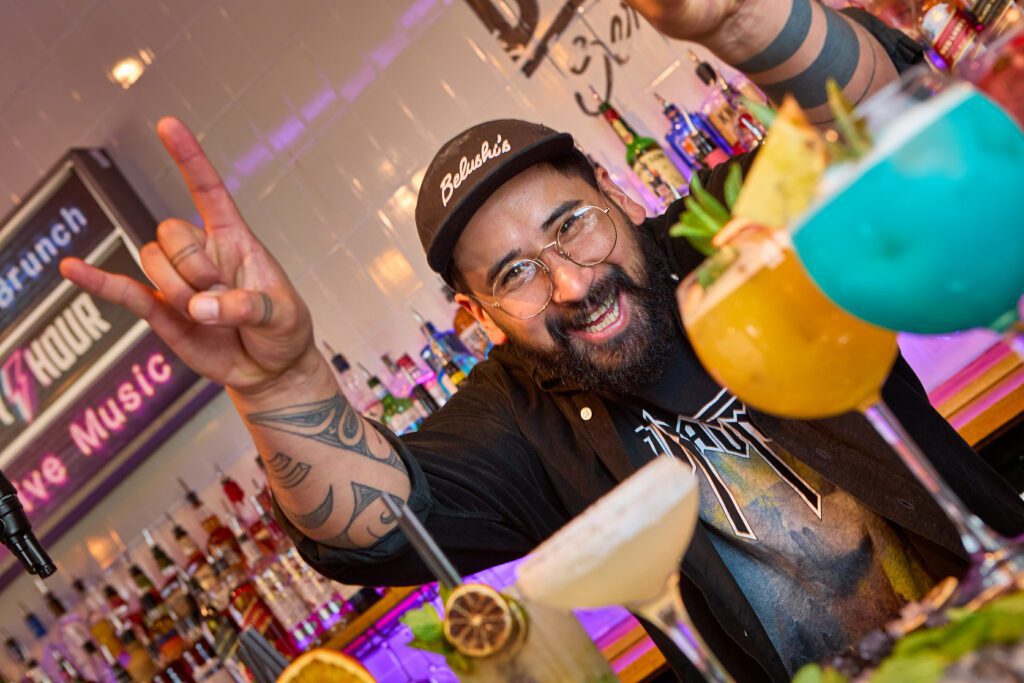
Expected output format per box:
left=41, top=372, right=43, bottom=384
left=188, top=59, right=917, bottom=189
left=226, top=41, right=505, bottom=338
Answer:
left=443, top=584, right=525, bottom=658
left=276, top=648, right=375, bottom=683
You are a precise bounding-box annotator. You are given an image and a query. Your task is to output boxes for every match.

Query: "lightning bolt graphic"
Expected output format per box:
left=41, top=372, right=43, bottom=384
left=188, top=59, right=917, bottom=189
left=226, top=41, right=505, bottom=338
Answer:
left=2, top=349, right=39, bottom=423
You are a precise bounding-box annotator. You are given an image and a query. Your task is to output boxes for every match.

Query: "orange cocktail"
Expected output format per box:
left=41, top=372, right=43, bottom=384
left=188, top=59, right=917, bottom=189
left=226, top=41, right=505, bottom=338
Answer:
left=679, top=227, right=897, bottom=420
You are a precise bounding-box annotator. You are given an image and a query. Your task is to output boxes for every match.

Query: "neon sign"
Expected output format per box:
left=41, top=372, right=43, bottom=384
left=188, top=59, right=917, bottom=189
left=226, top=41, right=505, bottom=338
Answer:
left=0, top=149, right=213, bottom=589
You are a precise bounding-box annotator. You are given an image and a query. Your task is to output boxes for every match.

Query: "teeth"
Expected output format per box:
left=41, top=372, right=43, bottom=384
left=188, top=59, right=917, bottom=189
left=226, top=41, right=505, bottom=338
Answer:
left=584, top=294, right=615, bottom=324
left=583, top=295, right=619, bottom=333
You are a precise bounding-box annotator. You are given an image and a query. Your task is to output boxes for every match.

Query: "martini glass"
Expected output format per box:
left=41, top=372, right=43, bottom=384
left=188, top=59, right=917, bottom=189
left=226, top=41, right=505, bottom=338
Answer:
left=678, top=225, right=1024, bottom=607
left=515, top=456, right=732, bottom=682
left=790, top=67, right=1024, bottom=356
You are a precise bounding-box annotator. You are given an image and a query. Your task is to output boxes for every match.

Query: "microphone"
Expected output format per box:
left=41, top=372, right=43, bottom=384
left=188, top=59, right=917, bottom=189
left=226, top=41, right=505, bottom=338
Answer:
left=0, top=470, right=56, bottom=578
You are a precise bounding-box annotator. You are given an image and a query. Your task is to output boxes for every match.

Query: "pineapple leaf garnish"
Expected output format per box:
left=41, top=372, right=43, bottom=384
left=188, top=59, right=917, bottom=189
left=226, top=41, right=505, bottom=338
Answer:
left=826, top=78, right=872, bottom=159
left=669, top=170, right=739, bottom=257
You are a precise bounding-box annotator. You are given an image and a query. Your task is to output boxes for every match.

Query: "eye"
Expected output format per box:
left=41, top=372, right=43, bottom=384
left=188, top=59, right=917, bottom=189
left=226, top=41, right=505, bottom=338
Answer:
left=498, top=261, right=534, bottom=291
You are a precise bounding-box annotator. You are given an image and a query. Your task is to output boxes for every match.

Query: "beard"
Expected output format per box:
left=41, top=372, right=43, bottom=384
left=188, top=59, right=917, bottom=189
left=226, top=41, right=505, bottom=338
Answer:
left=500, top=218, right=677, bottom=395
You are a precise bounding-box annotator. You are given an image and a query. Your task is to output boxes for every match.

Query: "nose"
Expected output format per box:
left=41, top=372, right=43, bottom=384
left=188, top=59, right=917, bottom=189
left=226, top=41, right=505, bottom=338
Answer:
left=546, top=256, right=594, bottom=306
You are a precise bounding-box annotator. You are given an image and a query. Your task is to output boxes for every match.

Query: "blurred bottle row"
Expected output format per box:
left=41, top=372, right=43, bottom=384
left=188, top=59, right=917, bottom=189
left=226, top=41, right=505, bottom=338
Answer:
left=3, top=472, right=392, bottom=683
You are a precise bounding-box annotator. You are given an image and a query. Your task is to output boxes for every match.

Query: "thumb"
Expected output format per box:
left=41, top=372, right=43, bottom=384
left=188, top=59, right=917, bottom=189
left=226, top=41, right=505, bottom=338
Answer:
left=188, top=288, right=277, bottom=327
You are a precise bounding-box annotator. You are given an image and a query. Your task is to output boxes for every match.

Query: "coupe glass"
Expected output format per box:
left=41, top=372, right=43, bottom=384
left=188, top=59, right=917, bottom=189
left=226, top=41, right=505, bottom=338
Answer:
left=516, top=456, right=732, bottom=682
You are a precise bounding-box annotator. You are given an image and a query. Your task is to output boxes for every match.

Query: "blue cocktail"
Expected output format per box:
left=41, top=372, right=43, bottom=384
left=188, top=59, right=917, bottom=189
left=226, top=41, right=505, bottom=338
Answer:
left=792, top=79, right=1024, bottom=335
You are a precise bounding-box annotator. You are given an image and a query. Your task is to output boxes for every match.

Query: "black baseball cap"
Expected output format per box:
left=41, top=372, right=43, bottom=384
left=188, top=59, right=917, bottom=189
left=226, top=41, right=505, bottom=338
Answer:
left=416, top=119, right=574, bottom=275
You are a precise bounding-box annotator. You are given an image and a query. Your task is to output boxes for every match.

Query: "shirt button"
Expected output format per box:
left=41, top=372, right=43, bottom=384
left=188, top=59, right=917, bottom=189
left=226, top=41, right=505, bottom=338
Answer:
left=670, top=273, right=680, bottom=282
left=580, top=407, right=593, bottom=421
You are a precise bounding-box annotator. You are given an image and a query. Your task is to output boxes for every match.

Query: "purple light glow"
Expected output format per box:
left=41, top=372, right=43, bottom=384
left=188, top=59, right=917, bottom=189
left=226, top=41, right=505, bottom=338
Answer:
left=233, top=143, right=274, bottom=177
left=301, top=86, right=338, bottom=122
left=371, top=31, right=410, bottom=70
left=268, top=116, right=307, bottom=152
left=400, top=0, right=438, bottom=29
left=341, top=63, right=376, bottom=103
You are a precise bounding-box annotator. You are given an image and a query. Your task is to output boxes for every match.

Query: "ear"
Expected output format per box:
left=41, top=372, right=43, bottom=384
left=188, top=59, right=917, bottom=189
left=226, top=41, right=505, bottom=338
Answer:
left=454, top=293, right=507, bottom=346
left=594, top=163, right=647, bottom=226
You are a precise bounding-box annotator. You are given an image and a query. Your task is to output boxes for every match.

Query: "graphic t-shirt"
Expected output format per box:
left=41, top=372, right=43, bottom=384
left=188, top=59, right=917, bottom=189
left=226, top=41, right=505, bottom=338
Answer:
left=606, top=332, right=934, bottom=673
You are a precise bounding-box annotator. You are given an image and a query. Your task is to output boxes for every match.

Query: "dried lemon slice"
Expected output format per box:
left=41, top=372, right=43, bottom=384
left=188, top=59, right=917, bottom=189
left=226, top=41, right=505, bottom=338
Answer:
left=443, top=583, right=526, bottom=658
left=276, top=648, right=375, bottom=683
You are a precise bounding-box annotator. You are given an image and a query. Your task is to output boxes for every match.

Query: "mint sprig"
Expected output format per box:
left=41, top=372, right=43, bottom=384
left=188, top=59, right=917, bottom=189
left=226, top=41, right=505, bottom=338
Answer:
left=669, top=164, right=743, bottom=258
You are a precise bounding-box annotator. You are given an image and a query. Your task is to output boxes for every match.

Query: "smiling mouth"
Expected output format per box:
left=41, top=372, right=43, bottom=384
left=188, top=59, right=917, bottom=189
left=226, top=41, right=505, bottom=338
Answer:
left=573, top=289, right=622, bottom=335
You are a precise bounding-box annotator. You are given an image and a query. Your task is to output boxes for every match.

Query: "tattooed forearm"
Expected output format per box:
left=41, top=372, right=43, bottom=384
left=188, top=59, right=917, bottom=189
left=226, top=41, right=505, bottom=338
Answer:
left=266, top=452, right=311, bottom=488
left=247, top=393, right=406, bottom=473
left=290, top=484, right=334, bottom=529
left=323, top=482, right=404, bottom=550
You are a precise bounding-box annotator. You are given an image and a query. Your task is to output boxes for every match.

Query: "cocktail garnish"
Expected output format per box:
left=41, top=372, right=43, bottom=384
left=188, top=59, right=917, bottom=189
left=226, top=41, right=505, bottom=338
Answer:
left=669, top=168, right=741, bottom=256
left=695, top=246, right=738, bottom=290
left=825, top=78, right=873, bottom=160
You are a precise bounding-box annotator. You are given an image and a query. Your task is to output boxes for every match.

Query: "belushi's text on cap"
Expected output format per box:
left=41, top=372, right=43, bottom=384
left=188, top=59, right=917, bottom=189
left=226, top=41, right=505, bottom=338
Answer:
left=440, top=133, right=513, bottom=207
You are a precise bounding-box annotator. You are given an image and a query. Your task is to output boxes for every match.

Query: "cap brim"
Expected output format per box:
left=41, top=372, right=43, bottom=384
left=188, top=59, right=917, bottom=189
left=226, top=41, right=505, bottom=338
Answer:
left=426, top=132, right=575, bottom=273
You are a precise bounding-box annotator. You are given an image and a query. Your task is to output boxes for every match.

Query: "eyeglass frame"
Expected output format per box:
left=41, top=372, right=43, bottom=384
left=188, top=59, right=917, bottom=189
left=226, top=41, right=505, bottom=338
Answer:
left=481, top=203, right=619, bottom=320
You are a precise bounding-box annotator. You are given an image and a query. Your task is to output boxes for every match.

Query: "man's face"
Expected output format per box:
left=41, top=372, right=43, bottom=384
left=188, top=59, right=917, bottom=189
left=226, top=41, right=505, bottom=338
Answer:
left=452, top=163, right=676, bottom=392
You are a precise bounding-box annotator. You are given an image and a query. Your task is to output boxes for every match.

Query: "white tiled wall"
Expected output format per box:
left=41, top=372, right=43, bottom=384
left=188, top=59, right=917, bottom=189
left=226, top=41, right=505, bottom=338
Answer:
left=0, top=0, right=726, bottom=665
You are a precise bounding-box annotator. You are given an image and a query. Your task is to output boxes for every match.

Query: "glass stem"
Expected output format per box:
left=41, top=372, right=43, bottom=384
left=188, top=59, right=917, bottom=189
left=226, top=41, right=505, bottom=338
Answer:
left=861, top=401, right=1004, bottom=557
left=633, top=573, right=734, bottom=683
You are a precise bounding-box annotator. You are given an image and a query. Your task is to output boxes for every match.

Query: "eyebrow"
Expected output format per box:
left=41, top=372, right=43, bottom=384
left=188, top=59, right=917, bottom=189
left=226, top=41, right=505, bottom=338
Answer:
left=484, top=199, right=582, bottom=289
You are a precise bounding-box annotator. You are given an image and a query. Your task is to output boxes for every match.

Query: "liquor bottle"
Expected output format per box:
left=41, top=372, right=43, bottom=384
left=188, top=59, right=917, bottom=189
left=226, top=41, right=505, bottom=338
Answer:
left=177, top=479, right=243, bottom=570
left=99, top=645, right=133, bottom=683
left=210, top=555, right=297, bottom=658
left=963, top=0, right=1017, bottom=35
left=687, top=49, right=767, bottom=152
left=218, top=472, right=278, bottom=558
left=170, top=519, right=218, bottom=595
left=70, top=578, right=123, bottom=661
left=382, top=353, right=438, bottom=417
left=918, top=0, right=981, bottom=68
left=81, top=640, right=119, bottom=683
left=229, top=516, right=316, bottom=650
left=412, top=310, right=476, bottom=373
left=3, top=631, right=48, bottom=683
left=363, top=363, right=421, bottom=434
left=117, top=629, right=158, bottom=683
left=655, top=93, right=732, bottom=171
left=590, top=86, right=689, bottom=206
left=138, top=592, right=188, bottom=665
left=322, top=343, right=384, bottom=421
left=20, top=602, right=48, bottom=640
left=34, top=579, right=93, bottom=678
left=51, top=650, right=87, bottom=683
left=395, top=353, right=448, bottom=408
left=453, top=307, right=491, bottom=361
left=180, top=635, right=235, bottom=683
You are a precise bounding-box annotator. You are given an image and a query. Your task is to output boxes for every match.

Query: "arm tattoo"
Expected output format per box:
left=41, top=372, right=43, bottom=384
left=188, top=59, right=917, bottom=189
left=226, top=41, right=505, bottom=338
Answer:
left=324, top=482, right=405, bottom=549
left=247, top=393, right=406, bottom=473
left=737, top=0, right=813, bottom=72
left=291, top=484, right=334, bottom=529
left=758, top=8, right=860, bottom=107
left=266, top=452, right=311, bottom=488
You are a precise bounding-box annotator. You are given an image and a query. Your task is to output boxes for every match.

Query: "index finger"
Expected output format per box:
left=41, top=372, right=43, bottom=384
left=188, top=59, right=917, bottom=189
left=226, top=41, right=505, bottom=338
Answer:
left=156, top=116, right=249, bottom=236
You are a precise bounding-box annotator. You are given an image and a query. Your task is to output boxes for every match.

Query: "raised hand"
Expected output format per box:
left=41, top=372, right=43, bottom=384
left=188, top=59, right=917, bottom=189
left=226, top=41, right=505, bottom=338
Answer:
left=60, top=117, right=317, bottom=395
